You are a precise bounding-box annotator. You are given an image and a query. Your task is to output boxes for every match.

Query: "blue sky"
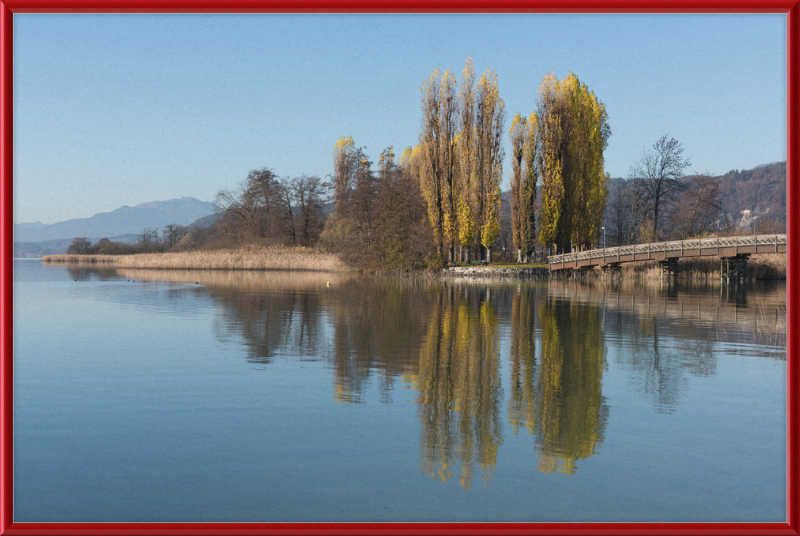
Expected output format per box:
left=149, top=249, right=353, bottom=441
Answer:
left=13, top=13, right=786, bottom=224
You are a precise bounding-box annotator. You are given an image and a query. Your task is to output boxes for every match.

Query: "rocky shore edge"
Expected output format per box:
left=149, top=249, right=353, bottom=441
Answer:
left=442, top=266, right=550, bottom=278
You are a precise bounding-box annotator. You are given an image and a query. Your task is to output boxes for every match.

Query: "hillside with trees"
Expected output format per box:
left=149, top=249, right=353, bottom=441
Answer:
left=716, top=161, right=786, bottom=230
left=603, top=160, right=786, bottom=247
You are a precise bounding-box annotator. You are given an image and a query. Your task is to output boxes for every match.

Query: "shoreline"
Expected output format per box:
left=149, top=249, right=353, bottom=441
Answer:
left=40, top=249, right=786, bottom=280
left=442, top=266, right=550, bottom=279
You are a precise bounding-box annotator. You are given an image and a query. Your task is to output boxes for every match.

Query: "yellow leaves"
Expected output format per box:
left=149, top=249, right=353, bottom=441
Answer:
left=333, top=135, right=354, bottom=154
left=442, top=211, right=456, bottom=243
left=462, top=56, right=475, bottom=81
left=457, top=198, right=474, bottom=246
left=509, top=111, right=527, bottom=132
left=480, top=186, right=502, bottom=248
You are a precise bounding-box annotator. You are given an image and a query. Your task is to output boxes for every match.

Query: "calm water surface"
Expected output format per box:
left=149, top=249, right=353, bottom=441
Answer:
left=13, top=259, right=786, bottom=522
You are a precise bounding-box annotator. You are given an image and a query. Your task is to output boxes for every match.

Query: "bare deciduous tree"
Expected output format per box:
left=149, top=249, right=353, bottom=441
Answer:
left=606, top=179, right=647, bottom=246
left=290, top=174, right=330, bottom=247
left=629, top=135, right=691, bottom=241
left=67, top=237, right=93, bottom=254
left=670, top=173, right=722, bottom=239
left=215, top=185, right=259, bottom=241
left=163, top=224, right=188, bottom=251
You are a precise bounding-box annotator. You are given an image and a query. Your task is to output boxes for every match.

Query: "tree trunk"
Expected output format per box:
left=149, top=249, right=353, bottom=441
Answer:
left=652, top=200, right=660, bottom=242
left=448, top=245, right=454, bottom=265
left=486, top=247, right=492, bottom=264
left=517, top=248, right=523, bottom=263
left=465, top=247, right=472, bottom=263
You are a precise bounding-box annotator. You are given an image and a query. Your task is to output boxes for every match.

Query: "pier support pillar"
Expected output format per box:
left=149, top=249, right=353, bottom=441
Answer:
left=658, top=258, right=679, bottom=281
left=720, top=254, right=750, bottom=282
left=602, top=263, right=621, bottom=276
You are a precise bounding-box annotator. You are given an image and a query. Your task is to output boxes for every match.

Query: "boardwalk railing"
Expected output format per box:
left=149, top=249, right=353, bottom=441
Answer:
left=548, top=234, right=787, bottom=271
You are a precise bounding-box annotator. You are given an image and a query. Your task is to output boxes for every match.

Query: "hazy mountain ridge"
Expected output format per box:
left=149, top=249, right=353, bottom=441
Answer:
left=14, top=197, right=217, bottom=243
left=604, top=161, right=786, bottom=231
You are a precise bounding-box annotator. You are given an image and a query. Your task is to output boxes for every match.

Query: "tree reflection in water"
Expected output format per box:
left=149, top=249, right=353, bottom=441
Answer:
left=531, top=295, right=608, bottom=474
left=112, top=270, right=771, bottom=484
left=414, top=285, right=504, bottom=490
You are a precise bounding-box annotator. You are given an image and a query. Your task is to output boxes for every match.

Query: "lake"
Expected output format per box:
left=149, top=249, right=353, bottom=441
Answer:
left=12, top=259, right=786, bottom=522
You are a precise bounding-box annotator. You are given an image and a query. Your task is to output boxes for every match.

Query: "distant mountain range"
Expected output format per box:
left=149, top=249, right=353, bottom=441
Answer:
left=14, top=197, right=217, bottom=243
left=13, top=197, right=218, bottom=257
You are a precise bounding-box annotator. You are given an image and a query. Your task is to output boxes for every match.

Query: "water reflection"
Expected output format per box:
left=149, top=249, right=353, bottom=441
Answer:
left=721, top=281, right=747, bottom=305
left=327, top=278, right=434, bottom=404
left=110, top=268, right=784, bottom=482
left=65, top=265, right=118, bottom=281
left=414, top=286, right=504, bottom=489
left=534, top=296, right=608, bottom=474
left=507, top=285, right=538, bottom=437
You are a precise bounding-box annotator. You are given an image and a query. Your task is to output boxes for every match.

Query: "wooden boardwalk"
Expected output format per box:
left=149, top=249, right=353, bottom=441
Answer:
left=548, top=234, right=787, bottom=271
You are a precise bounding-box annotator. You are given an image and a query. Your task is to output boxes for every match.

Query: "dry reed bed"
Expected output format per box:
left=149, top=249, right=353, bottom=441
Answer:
left=42, top=245, right=350, bottom=272
left=610, top=254, right=787, bottom=280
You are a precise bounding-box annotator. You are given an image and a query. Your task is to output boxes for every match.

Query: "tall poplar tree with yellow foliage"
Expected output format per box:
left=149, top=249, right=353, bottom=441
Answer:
left=417, top=58, right=505, bottom=265
left=473, top=69, right=505, bottom=263
left=534, top=72, right=610, bottom=254
left=456, top=58, right=477, bottom=263
left=509, top=112, right=538, bottom=263
left=564, top=74, right=610, bottom=249
left=333, top=136, right=355, bottom=211
left=418, top=68, right=459, bottom=262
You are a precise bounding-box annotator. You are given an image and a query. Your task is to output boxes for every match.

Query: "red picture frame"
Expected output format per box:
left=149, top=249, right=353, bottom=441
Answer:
left=0, top=3, right=797, bottom=535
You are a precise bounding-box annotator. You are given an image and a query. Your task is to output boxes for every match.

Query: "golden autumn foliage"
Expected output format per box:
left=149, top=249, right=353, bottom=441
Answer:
left=534, top=72, right=610, bottom=254
left=415, top=58, right=505, bottom=264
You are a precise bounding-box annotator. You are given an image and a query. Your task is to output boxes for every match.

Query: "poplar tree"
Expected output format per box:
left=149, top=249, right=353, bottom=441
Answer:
left=474, top=69, right=505, bottom=264
left=333, top=136, right=355, bottom=211
left=419, top=59, right=504, bottom=264
left=534, top=72, right=609, bottom=254
left=439, top=69, right=460, bottom=264
left=418, top=67, right=462, bottom=264
left=456, top=58, right=477, bottom=262
left=536, top=73, right=571, bottom=253
left=419, top=69, right=444, bottom=257
left=509, top=113, right=527, bottom=263
left=508, top=111, right=539, bottom=264
left=521, top=112, right=539, bottom=260
left=564, top=74, right=610, bottom=250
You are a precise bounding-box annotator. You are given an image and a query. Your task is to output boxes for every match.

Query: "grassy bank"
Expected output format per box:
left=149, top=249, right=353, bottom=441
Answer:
left=42, top=245, right=350, bottom=272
